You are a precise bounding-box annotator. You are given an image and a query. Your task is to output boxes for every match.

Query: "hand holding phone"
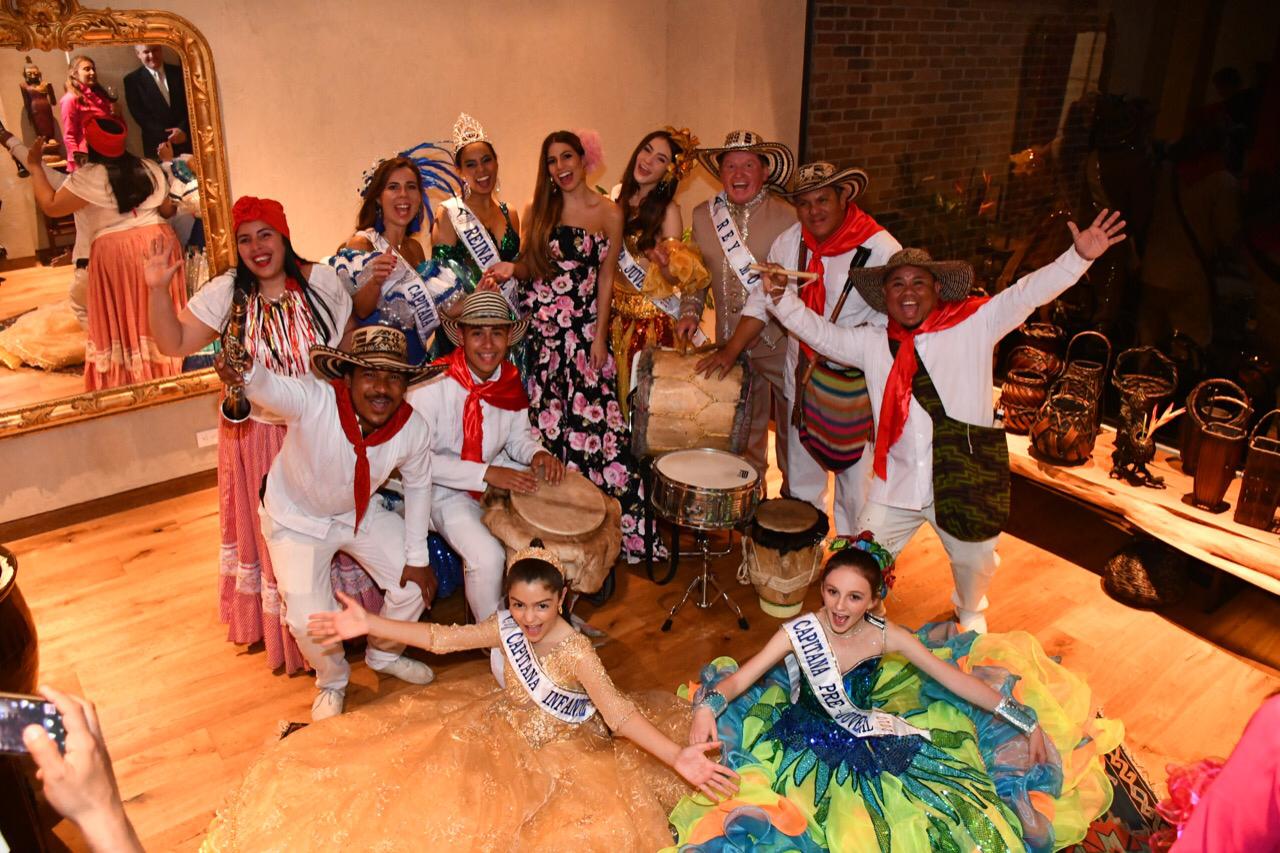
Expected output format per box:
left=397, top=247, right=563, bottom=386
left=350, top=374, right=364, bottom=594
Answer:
left=0, top=690, right=64, bottom=754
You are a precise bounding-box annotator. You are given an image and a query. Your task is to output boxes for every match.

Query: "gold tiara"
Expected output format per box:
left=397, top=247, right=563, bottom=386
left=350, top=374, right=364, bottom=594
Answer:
left=508, top=545, right=565, bottom=575
left=452, top=112, right=488, bottom=153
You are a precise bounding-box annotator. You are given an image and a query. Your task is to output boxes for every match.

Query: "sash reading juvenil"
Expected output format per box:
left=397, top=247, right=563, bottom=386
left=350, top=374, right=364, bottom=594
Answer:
left=616, top=241, right=708, bottom=345
left=782, top=613, right=932, bottom=741
left=498, top=610, right=597, bottom=725
left=710, top=191, right=765, bottom=293
left=442, top=197, right=521, bottom=314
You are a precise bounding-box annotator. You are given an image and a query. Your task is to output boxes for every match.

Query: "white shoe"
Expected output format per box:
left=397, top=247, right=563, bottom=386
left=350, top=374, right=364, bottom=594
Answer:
left=955, top=610, right=988, bottom=634
left=311, top=687, right=345, bottom=721
left=368, top=655, right=435, bottom=685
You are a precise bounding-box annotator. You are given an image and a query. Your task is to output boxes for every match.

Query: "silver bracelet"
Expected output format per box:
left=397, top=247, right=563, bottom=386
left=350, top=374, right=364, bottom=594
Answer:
left=692, top=687, right=728, bottom=718
left=994, top=697, right=1038, bottom=735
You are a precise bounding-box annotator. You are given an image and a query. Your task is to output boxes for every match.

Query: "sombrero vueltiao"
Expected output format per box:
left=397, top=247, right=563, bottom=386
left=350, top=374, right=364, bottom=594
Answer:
left=439, top=290, right=529, bottom=348
left=779, top=161, right=869, bottom=201
left=310, top=325, right=444, bottom=385
left=848, top=248, right=975, bottom=315
left=696, top=129, right=795, bottom=193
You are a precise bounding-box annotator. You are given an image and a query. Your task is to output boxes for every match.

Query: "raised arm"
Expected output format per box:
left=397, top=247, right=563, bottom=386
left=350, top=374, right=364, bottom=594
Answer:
left=240, top=362, right=310, bottom=422
left=27, top=139, right=88, bottom=217
left=144, top=238, right=219, bottom=356
left=688, top=628, right=793, bottom=744
left=766, top=286, right=871, bottom=369
left=309, top=592, right=500, bottom=653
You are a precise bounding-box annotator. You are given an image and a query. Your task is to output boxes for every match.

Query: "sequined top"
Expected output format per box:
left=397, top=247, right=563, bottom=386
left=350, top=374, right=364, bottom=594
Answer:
left=426, top=617, right=639, bottom=745
left=431, top=201, right=520, bottom=284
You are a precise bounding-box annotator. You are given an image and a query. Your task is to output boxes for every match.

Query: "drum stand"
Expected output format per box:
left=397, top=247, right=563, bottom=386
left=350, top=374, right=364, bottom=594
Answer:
left=661, top=527, right=749, bottom=632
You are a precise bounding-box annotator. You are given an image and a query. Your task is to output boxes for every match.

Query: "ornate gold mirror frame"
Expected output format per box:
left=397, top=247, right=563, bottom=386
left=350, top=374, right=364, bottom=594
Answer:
left=0, top=0, right=230, bottom=437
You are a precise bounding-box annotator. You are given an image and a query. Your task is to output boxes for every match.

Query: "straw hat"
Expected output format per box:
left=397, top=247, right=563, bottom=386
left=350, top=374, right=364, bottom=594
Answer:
left=849, top=248, right=974, bottom=315
left=310, top=326, right=443, bottom=385
left=779, top=161, right=869, bottom=201
left=695, top=129, right=795, bottom=192
left=439, top=290, right=529, bottom=348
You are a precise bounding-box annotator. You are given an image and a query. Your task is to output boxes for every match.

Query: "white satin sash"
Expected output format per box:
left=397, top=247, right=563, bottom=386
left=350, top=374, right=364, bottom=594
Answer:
left=498, top=610, right=597, bottom=725
left=442, top=197, right=521, bottom=314
left=710, top=192, right=764, bottom=293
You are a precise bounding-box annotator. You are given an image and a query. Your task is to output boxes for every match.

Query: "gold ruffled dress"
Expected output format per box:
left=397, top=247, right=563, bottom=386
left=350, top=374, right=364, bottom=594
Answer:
left=202, top=618, right=693, bottom=852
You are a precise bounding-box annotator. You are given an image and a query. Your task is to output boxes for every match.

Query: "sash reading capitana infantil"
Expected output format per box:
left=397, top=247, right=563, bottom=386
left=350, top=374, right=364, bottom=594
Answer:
left=498, top=610, right=597, bottom=725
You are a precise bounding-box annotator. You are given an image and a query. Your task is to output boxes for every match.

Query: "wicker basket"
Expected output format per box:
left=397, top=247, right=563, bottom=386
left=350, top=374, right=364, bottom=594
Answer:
left=1000, top=368, right=1049, bottom=434
left=1179, top=378, right=1252, bottom=476
left=1101, top=540, right=1189, bottom=609
left=1029, top=392, right=1097, bottom=464
left=1058, top=330, right=1111, bottom=404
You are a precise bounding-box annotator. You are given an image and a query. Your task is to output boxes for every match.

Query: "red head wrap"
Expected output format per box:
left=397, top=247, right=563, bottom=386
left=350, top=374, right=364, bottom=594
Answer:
left=84, top=117, right=127, bottom=158
left=232, top=196, right=291, bottom=241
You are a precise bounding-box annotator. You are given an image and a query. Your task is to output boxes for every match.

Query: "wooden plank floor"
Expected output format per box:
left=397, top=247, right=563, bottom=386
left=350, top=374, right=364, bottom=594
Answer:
left=0, top=263, right=86, bottom=408
left=9, top=483, right=1279, bottom=851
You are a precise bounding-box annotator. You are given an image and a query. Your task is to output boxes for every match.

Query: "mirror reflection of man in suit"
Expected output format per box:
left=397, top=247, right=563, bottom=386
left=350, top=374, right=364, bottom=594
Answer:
left=123, top=44, right=190, bottom=158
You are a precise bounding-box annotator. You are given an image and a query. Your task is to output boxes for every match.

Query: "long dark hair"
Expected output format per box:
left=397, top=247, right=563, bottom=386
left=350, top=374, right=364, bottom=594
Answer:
left=524, top=130, right=584, bottom=279
left=617, top=130, right=684, bottom=253
left=356, top=156, right=424, bottom=236
left=232, top=236, right=336, bottom=343
left=85, top=139, right=157, bottom=214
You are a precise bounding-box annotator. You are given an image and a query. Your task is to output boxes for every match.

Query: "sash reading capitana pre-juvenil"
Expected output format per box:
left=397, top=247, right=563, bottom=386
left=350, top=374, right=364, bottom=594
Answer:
left=709, top=191, right=766, bottom=293
left=782, top=613, right=932, bottom=741
left=498, top=610, right=597, bottom=725
left=442, top=197, right=521, bottom=315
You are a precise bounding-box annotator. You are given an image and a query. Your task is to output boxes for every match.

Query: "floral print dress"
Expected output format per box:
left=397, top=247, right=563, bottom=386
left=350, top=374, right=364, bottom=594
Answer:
left=523, top=226, right=652, bottom=559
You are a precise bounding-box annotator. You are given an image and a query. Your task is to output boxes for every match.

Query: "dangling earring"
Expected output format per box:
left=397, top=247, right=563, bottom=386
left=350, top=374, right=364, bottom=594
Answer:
left=374, top=204, right=385, bottom=232
left=463, top=182, right=472, bottom=200
left=548, top=177, right=558, bottom=193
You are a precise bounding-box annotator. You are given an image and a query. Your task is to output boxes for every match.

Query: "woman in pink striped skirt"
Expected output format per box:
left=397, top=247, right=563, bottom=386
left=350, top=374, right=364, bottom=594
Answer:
left=146, top=195, right=384, bottom=673
left=27, top=117, right=181, bottom=390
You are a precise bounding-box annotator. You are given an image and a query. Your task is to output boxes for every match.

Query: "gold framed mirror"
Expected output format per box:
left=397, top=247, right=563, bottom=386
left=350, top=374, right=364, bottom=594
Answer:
left=0, top=0, right=230, bottom=436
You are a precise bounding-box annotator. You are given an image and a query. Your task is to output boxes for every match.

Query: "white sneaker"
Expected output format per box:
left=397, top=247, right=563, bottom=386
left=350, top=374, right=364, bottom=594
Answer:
left=368, top=655, right=435, bottom=685
left=955, top=610, right=988, bottom=635
left=311, top=687, right=345, bottom=721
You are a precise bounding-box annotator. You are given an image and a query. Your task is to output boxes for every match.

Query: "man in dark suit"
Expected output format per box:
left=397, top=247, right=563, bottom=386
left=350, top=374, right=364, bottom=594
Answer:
left=123, top=44, right=190, bottom=158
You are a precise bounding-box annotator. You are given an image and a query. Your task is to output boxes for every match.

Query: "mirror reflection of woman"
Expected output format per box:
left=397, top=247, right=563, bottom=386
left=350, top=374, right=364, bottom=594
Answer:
left=431, top=113, right=526, bottom=371
left=59, top=55, right=120, bottom=172
left=27, top=118, right=181, bottom=391
left=609, top=128, right=709, bottom=414
left=205, top=546, right=737, bottom=851
left=331, top=153, right=464, bottom=365
left=145, top=196, right=386, bottom=676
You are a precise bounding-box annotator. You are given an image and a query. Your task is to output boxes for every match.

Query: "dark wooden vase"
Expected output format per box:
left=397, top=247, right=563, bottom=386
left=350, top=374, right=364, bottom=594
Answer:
left=0, top=545, right=38, bottom=694
left=1189, top=422, right=1247, bottom=512
left=1058, top=330, right=1111, bottom=406
left=1029, top=392, right=1097, bottom=465
left=1235, top=410, right=1280, bottom=530
left=1179, top=378, right=1252, bottom=476
left=1000, top=368, right=1049, bottom=434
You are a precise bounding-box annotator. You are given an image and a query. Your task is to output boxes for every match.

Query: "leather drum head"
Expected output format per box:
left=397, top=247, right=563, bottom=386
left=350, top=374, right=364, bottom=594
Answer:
left=754, top=498, right=821, bottom=534
left=510, top=469, right=607, bottom=537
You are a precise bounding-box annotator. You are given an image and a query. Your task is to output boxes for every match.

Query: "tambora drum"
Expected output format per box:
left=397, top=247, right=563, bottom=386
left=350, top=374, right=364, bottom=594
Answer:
left=650, top=448, right=759, bottom=530
left=631, top=347, right=751, bottom=458
left=739, top=499, right=829, bottom=618
left=482, top=469, right=621, bottom=594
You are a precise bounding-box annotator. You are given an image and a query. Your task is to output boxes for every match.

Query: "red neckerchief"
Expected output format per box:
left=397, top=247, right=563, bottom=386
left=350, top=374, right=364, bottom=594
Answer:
left=330, top=380, right=414, bottom=526
left=873, top=297, right=989, bottom=480
left=800, top=204, right=884, bottom=359
left=435, top=348, right=530, bottom=499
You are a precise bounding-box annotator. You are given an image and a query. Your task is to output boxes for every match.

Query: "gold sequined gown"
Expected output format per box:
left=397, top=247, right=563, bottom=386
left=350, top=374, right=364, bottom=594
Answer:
left=203, top=618, right=693, bottom=852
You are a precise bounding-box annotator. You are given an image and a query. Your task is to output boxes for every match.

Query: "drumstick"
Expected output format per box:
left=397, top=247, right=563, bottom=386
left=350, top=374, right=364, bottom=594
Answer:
left=749, top=263, right=820, bottom=282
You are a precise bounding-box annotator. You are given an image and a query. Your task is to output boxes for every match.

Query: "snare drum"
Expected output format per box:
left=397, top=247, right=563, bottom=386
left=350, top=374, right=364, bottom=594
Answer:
left=650, top=448, right=759, bottom=530
left=739, top=499, right=829, bottom=618
left=482, top=469, right=621, bottom=594
left=631, top=348, right=751, bottom=458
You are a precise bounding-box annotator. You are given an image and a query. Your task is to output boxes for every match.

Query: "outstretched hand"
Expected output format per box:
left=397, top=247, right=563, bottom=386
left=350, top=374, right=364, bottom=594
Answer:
left=143, top=235, right=182, bottom=290
left=673, top=741, right=739, bottom=802
left=308, top=591, right=371, bottom=646
left=1068, top=208, right=1126, bottom=261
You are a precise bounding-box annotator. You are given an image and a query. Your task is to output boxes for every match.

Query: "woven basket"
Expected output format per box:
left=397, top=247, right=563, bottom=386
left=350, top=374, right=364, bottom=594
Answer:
left=1101, top=540, right=1189, bottom=609
left=1000, top=368, right=1049, bottom=434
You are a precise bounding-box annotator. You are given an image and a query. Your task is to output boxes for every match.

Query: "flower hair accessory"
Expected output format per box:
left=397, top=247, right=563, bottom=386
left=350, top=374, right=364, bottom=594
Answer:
left=662, top=126, right=700, bottom=184
left=571, top=127, right=605, bottom=174
left=357, top=141, right=464, bottom=230
left=828, top=532, right=896, bottom=598
left=509, top=544, right=566, bottom=576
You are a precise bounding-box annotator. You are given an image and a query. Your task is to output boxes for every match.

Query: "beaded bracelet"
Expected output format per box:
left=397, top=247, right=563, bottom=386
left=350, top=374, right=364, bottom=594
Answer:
left=994, top=697, right=1038, bottom=735
left=692, top=687, right=728, bottom=717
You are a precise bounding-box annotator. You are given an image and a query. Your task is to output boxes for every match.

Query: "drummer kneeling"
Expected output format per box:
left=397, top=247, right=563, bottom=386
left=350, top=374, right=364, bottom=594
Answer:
left=409, top=291, right=564, bottom=684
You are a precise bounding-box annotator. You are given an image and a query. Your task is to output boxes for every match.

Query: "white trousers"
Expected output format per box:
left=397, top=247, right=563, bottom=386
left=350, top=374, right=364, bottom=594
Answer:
left=432, top=496, right=506, bottom=682
left=857, top=499, right=1000, bottom=620
left=261, top=503, right=424, bottom=690
left=785, top=419, right=873, bottom=536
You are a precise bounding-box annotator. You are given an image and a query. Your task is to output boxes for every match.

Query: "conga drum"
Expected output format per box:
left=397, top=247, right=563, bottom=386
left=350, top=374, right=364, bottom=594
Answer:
left=631, top=348, right=751, bottom=458
left=482, top=469, right=621, bottom=594
left=739, top=499, right=829, bottom=617
left=650, top=448, right=760, bottom=530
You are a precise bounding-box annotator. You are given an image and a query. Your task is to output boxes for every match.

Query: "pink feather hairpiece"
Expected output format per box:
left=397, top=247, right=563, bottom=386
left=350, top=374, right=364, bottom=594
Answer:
left=572, top=128, right=605, bottom=174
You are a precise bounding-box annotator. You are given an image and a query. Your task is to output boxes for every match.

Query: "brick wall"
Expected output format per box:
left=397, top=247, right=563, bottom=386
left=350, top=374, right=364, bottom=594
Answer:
left=804, top=0, right=1108, bottom=257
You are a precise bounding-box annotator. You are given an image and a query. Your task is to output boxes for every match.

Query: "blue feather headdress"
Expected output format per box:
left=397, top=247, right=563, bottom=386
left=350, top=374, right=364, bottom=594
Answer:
left=360, top=141, right=463, bottom=234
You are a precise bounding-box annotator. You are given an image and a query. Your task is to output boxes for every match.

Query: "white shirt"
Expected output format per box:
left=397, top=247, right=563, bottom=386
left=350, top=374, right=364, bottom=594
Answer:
left=149, top=66, right=170, bottom=103
left=407, top=368, right=545, bottom=503
left=187, top=265, right=353, bottom=343
left=245, top=369, right=434, bottom=564
left=62, top=160, right=168, bottom=241
left=743, top=224, right=901, bottom=401
left=768, top=247, right=1092, bottom=511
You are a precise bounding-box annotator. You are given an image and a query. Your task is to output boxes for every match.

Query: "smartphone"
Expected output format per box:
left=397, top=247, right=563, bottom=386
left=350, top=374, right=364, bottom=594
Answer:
left=0, top=692, right=66, bottom=755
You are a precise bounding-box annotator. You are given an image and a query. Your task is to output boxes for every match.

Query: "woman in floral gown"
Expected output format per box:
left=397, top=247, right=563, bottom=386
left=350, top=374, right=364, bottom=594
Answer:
left=670, top=539, right=1122, bottom=853
left=488, top=130, right=654, bottom=560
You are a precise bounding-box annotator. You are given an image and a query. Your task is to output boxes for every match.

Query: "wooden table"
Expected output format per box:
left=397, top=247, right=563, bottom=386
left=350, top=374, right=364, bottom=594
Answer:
left=1006, top=425, right=1280, bottom=595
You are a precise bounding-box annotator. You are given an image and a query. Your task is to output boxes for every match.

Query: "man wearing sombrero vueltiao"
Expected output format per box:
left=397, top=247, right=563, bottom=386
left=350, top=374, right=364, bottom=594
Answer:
left=218, top=325, right=444, bottom=720
left=761, top=210, right=1127, bottom=633
left=406, top=291, right=565, bottom=685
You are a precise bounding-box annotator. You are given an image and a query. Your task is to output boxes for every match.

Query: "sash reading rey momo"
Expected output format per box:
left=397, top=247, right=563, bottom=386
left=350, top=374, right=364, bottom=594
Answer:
left=442, top=197, right=521, bottom=315
left=498, top=610, right=597, bottom=725
left=783, top=613, right=932, bottom=741
left=710, top=191, right=766, bottom=293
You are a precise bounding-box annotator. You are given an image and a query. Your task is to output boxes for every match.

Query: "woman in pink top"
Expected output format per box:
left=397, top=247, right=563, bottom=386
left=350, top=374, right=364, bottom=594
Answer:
left=59, top=55, right=120, bottom=171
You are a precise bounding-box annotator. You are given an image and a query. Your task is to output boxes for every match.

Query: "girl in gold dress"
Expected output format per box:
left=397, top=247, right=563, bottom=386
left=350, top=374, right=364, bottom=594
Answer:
left=204, top=545, right=737, bottom=851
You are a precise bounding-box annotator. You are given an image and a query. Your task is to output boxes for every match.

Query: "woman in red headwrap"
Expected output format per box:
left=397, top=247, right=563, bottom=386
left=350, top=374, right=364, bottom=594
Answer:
left=27, top=117, right=180, bottom=390
left=145, top=195, right=384, bottom=676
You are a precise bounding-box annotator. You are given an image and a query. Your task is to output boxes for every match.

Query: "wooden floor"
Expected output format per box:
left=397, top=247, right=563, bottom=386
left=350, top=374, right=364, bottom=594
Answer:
left=0, top=263, right=85, bottom=408
left=9, top=482, right=1279, bottom=852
